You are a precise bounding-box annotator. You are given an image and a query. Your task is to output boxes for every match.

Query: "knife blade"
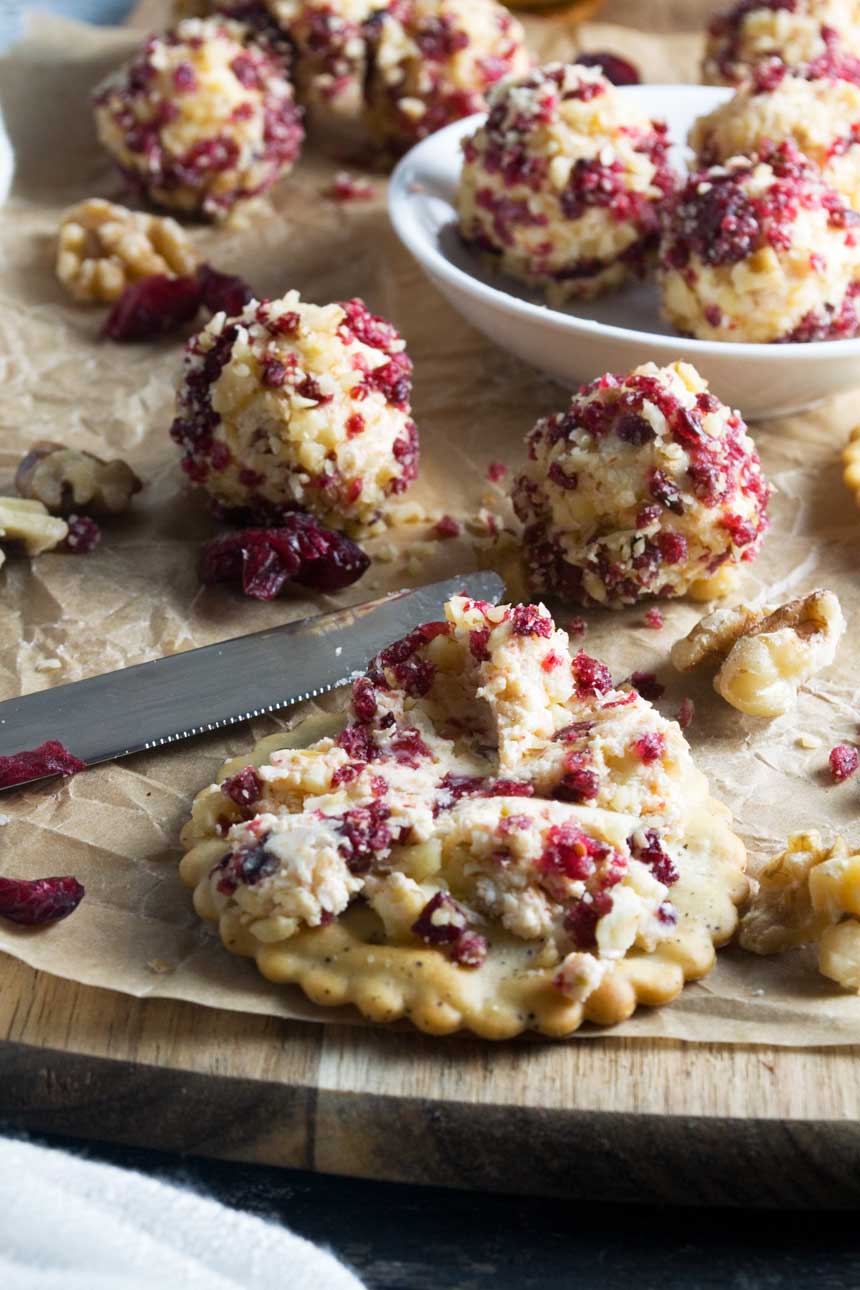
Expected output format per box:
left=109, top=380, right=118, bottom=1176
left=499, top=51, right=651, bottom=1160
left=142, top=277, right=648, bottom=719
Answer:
left=0, top=571, right=504, bottom=783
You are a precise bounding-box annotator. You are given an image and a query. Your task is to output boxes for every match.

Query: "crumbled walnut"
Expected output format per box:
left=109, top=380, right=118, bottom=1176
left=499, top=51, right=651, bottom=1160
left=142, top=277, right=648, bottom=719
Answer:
left=15, top=441, right=142, bottom=517
left=739, top=831, right=841, bottom=956
left=0, top=498, right=68, bottom=557
left=818, top=921, right=860, bottom=991
left=671, top=589, right=845, bottom=717
left=56, top=198, right=201, bottom=304
left=742, top=832, right=860, bottom=993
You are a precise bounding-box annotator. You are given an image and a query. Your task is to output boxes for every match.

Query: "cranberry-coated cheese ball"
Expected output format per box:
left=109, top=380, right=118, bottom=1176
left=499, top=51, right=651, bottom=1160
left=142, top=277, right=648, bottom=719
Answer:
left=363, top=0, right=531, bottom=155
left=271, top=0, right=378, bottom=110
left=659, top=144, right=860, bottom=342
left=93, top=18, right=304, bottom=220
left=690, top=65, right=860, bottom=212
left=170, top=292, right=418, bottom=533
left=456, top=64, right=676, bottom=303
left=702, top=0, right=860, bottom=86
left=511, top=362, right=771, bottom=608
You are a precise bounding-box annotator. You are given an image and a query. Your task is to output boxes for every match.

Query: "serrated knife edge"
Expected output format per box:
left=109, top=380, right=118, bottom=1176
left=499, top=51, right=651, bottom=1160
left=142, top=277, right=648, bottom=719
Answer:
left=0, top=571, right=505, bottom=785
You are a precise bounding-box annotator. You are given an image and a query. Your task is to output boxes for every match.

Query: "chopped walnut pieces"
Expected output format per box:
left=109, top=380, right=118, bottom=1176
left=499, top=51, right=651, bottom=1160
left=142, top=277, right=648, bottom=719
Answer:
left=56, top=198, right=201, bottom=304
left=739, top=832, right=838, bottom=956
left=15, top=441, right=142, bottom=517
left=671, top=590, right=846, bottom=718
left=0, top=497, right=68, bottom=558
left=742, top=833, right=860, bottom=993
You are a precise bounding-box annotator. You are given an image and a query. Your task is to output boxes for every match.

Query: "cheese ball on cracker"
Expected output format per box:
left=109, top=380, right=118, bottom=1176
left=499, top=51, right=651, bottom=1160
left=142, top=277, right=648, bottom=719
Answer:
left=511, top=361, right=771, bottom=608
left=659, top=143, right=860, bottom=342
left=170, top=291, right=418, bottom=532
left=93, top=18, right=304, bottom=220
left=690, top=65, right=860, bottom=211
left=363, top=0, right=531, bottom=156
left=456, top=63, right=676, bottom=303
left=702, top=0, right=860, bottom=86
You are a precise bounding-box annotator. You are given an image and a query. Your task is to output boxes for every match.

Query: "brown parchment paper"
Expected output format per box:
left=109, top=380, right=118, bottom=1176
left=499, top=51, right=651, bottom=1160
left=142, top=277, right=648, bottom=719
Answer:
left=2, top=8, right=860, bottom=1046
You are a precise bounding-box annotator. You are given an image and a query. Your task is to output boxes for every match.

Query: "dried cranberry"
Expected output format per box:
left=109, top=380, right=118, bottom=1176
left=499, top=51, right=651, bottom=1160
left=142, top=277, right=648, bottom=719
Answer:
left=351, top=677, right=377, bottom=722
left=564, top=890, right=613, bottom=950
left=103, top=274, right=203, bottom=342
left=540, top=823, right=604, bottom=881
left=222, top=766, right=263, bottom=808
left=199, top=515, right=369, bottom=600
left=644, top=608, right=664, bottom=630
left=451, top=931, right=488, bottom=968
left=571, top=652, right=613, bottom=696
left=61, top=515, right=101, bottom=554
left=0, top=874, right=84, bottom=925
left=829, top=744, right=859, bottom=782
left=336, top=801, right=391, bottom=874
left=511, top=604, right=553, bottom=638
left=196, top=263, right=254, bottom=317
left=0, top=740, right=86, bottom=788
left=630, top=671, right=664, bottom=701
left=616, top=412, right=654, bottom=445
left=648, top=468, right=684, bottom=515
left=553, top=753, right=600, bottom=803
left=412, top=891, right=475, bottom=960
left=633, top=731, right=665, bottom=764
left=486, top=461, right=508, bottom=483
left=433, top=514, right=461, bottom=539
left=216, top=840, right=278, bottom=895
left=469, top=626, right=491, bottom=661
left=338, top=722, right=376, bottom=762
left=677, top=697, right=695, bottom=730
left=575, top=51, right=641, bottom=86
left=327, top=173, right=376, bottom=202
left=629, top=827, right=678, bottom=886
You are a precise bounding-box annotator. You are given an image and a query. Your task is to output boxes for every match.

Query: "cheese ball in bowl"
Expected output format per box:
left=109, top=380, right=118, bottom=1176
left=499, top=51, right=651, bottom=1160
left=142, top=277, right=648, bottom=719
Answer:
left=690, top=64, right=860, bottom=211
left=456, top=63, right=676, bottom=304
left=93, top=18, right=304, bottom=220
left=659, top=143, right=860, bottom=343
left=511, top=362, right=771, bottom=608
left=170, top=291, right=418, bottom=533
left=702, top=0, right=860, bottom=86
left=363, top=0, right=531, bottom=156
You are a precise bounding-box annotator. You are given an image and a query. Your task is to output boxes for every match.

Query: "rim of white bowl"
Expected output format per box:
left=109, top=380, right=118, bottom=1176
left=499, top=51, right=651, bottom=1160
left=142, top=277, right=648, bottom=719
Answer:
left=388, top=99, right=860, bottom=363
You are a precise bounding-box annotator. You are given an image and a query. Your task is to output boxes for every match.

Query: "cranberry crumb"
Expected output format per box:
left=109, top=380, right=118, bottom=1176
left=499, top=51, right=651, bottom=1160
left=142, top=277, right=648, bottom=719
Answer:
left=677, top=697, right=695, bottom=730
left=61, top=515, right=101, bottom=554
left=486, top=461, right=508, bottom=483
left=829, top=744, right=859, bottom=782
left=433, top=514, right=462, bottom=539
left=0, top=874, right=85, bottom=926
left=571, top=652, right=613, bottom=696
left=222, top=765, right=263, bottom=808
left=327, top=172, right=376, bottom=202
left=0, top=740, right=86, bottom=788
left=412, top=891, right=484, bottom=968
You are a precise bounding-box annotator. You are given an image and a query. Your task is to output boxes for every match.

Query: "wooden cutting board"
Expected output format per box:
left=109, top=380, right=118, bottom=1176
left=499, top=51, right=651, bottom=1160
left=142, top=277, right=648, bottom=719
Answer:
left=3, top=951, right=860, bottom=1207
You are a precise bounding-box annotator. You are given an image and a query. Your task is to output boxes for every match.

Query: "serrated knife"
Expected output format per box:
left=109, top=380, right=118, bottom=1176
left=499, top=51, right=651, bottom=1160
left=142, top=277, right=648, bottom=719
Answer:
left=0, top=571, right=504, bottom=787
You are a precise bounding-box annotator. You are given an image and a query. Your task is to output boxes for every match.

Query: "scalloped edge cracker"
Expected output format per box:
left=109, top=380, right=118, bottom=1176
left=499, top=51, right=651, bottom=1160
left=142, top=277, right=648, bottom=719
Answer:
left=179, top=717, right=748, bottom=1040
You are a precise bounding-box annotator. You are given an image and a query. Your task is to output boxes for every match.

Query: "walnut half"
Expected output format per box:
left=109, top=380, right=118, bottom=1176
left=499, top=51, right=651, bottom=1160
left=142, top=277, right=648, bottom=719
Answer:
left=670, top=589, right=845, bottom=718
left=16, top=442, right=142, bottom=517
left=740, top=832, right=860, bottom=992
left=56, top=198, right=201, bottom=305
left=0, top=497, right=68, bottom=560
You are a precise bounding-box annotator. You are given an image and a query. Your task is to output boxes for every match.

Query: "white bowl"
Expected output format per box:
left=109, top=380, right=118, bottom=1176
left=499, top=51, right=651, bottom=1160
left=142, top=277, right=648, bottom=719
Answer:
left=389, top=85, right=860, bottom=421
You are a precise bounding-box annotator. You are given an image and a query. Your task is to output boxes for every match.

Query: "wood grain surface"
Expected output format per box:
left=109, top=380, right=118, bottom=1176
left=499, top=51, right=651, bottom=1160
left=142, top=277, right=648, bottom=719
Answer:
left=3, top=952, right=860, bottom=1207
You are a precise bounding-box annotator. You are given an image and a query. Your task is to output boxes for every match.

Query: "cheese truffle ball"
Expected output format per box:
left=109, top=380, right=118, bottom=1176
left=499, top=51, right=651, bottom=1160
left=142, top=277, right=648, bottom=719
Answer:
left=690, top=66, right=860, bottom=211
left=456, top=63, right=676, bottom=303
left=93, top=18, right=304, bottom=220
left=659, top=144, right=860, bottom=343
left=702, top=0, right=860, bottom=86
left=363, top=0, right=531, bottom=155
left=511, top=362, right=771, bottom=608
left=170, top=292, right=418, bottom=532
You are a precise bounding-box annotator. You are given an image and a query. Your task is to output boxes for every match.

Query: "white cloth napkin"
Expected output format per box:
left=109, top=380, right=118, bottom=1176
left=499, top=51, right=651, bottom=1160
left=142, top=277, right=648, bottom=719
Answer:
left=0, top=1136, right=366, bottom=1290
